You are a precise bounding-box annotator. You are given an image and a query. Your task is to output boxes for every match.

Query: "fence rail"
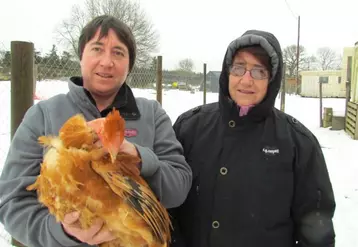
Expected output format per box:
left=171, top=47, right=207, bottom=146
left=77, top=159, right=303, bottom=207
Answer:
left=345, top=101, right=358, bottom=139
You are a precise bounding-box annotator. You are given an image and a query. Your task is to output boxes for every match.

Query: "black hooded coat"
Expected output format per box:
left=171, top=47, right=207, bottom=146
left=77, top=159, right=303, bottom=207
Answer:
left=169, top=30, right=336, bottom=247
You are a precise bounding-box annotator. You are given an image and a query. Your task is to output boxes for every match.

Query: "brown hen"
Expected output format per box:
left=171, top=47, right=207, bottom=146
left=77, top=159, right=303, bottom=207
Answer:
left=27, top=109, right=172, bottom=247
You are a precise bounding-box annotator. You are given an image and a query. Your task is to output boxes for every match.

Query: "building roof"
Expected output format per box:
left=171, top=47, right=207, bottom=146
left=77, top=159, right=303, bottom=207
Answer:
left=207, top=71, right=221, bottom=77
left=300, top=70, right=342, bottom=76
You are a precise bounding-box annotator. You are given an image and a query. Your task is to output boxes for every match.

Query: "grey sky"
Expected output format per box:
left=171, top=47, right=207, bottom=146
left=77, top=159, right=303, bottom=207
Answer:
left=1, top=0, right=357, bottom=72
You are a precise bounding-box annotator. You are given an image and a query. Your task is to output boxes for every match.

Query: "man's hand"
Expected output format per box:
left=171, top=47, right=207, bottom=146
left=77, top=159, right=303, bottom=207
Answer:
left=119, top=139, right=142, bottom=169
left=61, top=212, right=116, bottom=245
left=120, top=139, right=139, bottom=157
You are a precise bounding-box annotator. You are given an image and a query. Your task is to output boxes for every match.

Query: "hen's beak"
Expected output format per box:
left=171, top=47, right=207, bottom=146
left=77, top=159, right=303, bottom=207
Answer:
left=109, top=152, right=117, bottom=163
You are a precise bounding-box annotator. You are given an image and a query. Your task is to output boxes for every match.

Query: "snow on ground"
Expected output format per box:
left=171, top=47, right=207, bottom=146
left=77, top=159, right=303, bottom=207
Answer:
left=0, top=80, right=357, bottom=246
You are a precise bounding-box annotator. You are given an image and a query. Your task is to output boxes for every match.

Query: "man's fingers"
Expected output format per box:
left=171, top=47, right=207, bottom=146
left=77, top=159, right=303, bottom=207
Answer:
left=61, top=215, right=112, bottom=245
left=81, top=218, right=104, bottom=242
left=88, top=227, right=116, bottom=245
left=63, top=212, right=80, bottom=225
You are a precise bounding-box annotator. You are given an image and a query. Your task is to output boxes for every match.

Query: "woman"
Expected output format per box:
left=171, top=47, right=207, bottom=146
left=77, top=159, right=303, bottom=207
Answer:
left=170, top=30, right=335, bottom=247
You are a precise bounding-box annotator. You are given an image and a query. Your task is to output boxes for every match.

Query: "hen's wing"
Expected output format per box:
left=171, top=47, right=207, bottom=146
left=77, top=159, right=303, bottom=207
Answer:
left=91, top=153, right=171, bottom=245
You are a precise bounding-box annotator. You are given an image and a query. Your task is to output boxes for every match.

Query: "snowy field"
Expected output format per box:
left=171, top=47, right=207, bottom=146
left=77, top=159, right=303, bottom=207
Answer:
left=0, top=80, right=357, bottom=246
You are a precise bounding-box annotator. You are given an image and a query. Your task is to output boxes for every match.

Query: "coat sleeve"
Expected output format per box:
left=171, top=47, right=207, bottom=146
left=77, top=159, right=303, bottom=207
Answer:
left=291, top=124, right=336, bottom=247
left=134, top=101, right=192, bottom=209
left=0, top=104, right=86, bottom=247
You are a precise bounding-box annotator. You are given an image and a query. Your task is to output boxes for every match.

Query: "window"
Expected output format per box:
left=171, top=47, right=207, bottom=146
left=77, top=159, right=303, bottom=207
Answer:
left=319, top=76, right=329, bottom=83
left=338, top=76, right=341, bottom=83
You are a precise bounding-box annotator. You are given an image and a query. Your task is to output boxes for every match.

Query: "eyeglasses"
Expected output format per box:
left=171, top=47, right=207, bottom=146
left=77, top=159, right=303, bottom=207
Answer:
left=229, top=65, right=269, bottom=80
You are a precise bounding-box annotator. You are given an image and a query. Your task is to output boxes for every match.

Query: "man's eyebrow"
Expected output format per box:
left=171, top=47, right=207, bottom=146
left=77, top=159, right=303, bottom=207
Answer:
left=113, top=46, right=127, bottom=52
left=90, top=41, right=127, bottom=52
left=90, top=41, right=103, bottom=46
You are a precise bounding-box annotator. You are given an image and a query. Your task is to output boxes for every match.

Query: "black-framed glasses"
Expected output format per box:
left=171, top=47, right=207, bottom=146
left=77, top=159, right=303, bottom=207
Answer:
left=229, top=65, right=269, bottom=80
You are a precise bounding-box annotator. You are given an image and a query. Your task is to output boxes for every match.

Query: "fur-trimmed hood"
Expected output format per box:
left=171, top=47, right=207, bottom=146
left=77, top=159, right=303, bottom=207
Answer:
left=219, top=30, right=284, bottom=122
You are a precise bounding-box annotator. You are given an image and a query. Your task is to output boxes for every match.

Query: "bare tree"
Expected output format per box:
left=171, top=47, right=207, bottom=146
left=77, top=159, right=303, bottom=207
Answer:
left=55, top=0, right=159, bottom=67
left=335, top=53, right=343, bottom=70
left=283, top=45, right=307, bottom=77
left=178, top=58, right=194, bottom=72
left=316, top=47, right=339, bottom=70
left=302, top=55, right=318, bottom=71
left=0, top=50, right=5, bottom=62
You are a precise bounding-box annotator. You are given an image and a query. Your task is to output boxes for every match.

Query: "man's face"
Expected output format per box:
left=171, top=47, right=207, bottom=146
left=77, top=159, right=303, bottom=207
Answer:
left=80, top=28, right=130, bottom=97
left=228, top=51, right=270, bottom=106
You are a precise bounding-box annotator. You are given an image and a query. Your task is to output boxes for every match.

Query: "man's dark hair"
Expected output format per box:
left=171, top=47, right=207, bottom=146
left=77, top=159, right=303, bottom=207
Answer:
left=78, top=15, right=136, bottom=71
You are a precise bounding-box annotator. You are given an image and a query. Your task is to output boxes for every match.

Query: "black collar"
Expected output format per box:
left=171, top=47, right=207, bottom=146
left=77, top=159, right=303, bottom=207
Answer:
left=219, top=93, right=269, bottom=127
left=70, top=76, right=141, bottom=120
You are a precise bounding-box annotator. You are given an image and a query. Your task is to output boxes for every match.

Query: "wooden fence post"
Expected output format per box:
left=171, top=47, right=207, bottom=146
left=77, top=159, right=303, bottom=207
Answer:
left=323, top=107, right=333, bottom=128
left=345, top=80, right=351, bottom=128
left=280, top=63, right=286, bottom=112
left=156, top=56, right=162, bottom=105
left=203, top=63, right=207, bottom=105
left=10, top=41, right=34, bottom=247
left=11, top=41, right=34, bottom=138
left=319, top=80, right=323, bottom=127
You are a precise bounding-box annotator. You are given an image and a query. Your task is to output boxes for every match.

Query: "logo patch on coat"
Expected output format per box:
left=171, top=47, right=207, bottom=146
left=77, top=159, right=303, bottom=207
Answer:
left=124, top=128, right=138, bottom=137
left=262, top=146, right=280, bottom=156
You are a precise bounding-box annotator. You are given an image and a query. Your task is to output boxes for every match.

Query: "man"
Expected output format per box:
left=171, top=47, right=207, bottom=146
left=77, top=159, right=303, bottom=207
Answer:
left=170, top=30, right=335, bottom=247
left=0, top=15, right=192, bottom=247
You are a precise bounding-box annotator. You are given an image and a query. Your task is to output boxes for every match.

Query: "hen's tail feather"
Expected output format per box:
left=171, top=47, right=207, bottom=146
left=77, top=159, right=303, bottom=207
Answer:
left=26, top=180, right=39, bottom=191
left=110, top=175, right=170, bottom=244
left=91, top=162, right=171, bottom=245
left=38, top=136, right=61, bottom=149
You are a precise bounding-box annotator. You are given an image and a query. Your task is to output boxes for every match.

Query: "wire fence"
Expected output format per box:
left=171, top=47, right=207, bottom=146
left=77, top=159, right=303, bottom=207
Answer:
left=0, top=41, right=11, bottom=173
left=0, top=41, right=12, bottom=246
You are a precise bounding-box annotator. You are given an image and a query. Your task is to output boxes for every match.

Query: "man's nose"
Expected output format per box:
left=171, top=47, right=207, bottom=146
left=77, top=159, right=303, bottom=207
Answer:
left=99, top=52, right=114, bottom=67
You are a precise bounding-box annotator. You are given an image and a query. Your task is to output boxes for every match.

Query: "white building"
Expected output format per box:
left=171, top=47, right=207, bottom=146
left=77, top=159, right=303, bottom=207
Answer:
left=299, top=47, right=354, bottom=98
left=299, top=70, right=344, bottom=97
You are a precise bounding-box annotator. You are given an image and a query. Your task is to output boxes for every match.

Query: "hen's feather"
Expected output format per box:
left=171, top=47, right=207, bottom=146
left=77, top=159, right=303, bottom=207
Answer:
left=58, top=114, right=97, bottom=149
left=91, top=153, right=172, bottom=245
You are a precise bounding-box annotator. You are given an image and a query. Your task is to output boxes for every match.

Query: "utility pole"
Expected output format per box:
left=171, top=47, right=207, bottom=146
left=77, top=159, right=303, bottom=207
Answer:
left=319, top=78, right=323, bottom=127
left=296, top=15, right=301, bottom=94
left=203, top=63, right=207, bottom=105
